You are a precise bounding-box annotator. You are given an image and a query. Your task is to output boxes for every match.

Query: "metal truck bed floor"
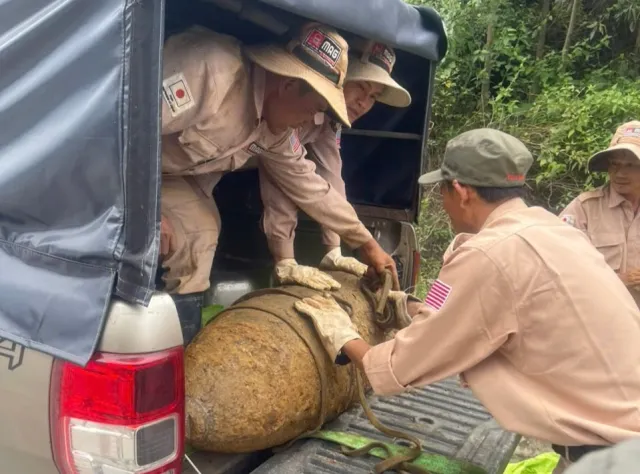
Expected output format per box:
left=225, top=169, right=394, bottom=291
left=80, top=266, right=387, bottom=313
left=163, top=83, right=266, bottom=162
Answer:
left=184, top=378, right=520, bottom=474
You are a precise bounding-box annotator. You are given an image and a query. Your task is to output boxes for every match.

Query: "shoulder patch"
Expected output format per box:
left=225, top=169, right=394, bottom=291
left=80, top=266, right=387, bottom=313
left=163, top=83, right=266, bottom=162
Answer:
left=424, top=279, right=452, bottom=310
left=560, top=214, right=576, bottom=226
left=289, top=131, right=301, bottom=153
left=162, top=72, right=195, bottom=117
left=577, top=187, right=604, bottom=203
left=335, top=125, right=342, bottom=148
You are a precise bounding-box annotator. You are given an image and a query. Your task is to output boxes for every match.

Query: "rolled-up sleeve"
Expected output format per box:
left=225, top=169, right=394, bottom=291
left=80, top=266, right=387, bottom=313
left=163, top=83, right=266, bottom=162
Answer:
left=363, top=247, right=518, bottom=396
left=258, top=161, right=298, bottom=260
left=310, top=123, right=346, bottom=249
left=259, top=131, right=372, bottom=249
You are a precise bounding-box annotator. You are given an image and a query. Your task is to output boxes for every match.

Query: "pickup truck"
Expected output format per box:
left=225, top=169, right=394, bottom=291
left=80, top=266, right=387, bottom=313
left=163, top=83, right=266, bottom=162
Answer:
left=0, top=0, right=519, bottom=473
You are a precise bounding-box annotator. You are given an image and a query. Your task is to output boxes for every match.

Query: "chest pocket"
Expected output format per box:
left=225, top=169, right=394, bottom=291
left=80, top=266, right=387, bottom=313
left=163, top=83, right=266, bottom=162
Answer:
left=590, top=233, right=625, bottom=271
left=179, top=127, right=226, bottom=165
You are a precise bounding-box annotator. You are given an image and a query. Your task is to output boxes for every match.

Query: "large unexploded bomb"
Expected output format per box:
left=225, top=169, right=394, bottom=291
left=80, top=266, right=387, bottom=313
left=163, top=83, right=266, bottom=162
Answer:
left=184, top=271, right=391, bottom=453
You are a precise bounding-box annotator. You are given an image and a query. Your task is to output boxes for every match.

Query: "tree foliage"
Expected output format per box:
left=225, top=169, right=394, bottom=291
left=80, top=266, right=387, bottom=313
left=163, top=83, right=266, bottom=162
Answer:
left=408, top=0, right=640, bottom=294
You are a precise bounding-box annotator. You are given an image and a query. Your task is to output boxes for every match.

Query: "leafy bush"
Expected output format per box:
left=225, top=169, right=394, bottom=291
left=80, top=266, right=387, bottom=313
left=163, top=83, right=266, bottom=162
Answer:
left=410, top=0, right=640, bottom=283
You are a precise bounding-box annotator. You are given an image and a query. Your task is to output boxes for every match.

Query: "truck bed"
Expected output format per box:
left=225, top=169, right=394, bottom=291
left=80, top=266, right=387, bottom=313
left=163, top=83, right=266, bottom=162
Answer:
left=184, top=377, right=519, bottom=474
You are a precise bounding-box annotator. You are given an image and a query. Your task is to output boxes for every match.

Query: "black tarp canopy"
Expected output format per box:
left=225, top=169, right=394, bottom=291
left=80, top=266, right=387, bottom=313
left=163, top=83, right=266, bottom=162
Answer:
left=0, top=0, right=446, bottom=365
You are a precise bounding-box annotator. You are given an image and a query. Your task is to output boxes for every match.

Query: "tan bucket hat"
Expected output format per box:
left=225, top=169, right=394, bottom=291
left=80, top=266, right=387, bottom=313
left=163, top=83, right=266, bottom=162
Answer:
left=245, top=22, right=351, bottom=127
left=347, top=39, right=411, bottom=108
left=588, top=120, right=640, bottom=172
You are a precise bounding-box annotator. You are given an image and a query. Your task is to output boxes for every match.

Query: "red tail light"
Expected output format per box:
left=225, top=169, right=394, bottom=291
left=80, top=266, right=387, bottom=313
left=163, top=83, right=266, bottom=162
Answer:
left=411, top=250, right=421, bottom=293
left=50, top=348, right=185, bottom=474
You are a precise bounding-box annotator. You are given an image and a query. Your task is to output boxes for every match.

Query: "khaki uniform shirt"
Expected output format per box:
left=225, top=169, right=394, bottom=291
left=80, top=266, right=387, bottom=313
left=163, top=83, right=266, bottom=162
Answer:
left=161, top=27, right=371, bottom=247
left=259, top=120, right=345, bottom=259
left=559, top=185, right=640, bottom=273
left=363, top=199, right=640, bottom=446
left=560, top=185, right=640, bottom=305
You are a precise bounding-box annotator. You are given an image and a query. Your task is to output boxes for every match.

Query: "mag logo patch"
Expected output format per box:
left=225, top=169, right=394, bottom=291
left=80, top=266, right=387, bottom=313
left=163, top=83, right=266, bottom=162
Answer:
left=370, top=43, right=394, bottom=73
left=303, top=29, right=342, bottom=67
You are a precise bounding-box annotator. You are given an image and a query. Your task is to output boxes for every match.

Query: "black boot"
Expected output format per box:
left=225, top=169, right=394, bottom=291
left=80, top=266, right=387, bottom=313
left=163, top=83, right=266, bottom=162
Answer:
left=171, top=293, right=203, bottom=346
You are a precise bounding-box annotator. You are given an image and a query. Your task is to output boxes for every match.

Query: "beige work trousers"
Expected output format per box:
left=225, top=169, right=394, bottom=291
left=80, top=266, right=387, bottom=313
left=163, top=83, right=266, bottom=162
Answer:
left=161, top=174, right=222, bottom=294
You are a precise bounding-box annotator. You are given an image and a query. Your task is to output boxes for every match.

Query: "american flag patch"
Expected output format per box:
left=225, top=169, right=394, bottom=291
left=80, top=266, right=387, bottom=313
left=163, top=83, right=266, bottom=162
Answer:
left=289, top=132, right=301, bottom=152
left=335, top=126, right=342, bottom=148
left=425, top=279, right=452, bottom=310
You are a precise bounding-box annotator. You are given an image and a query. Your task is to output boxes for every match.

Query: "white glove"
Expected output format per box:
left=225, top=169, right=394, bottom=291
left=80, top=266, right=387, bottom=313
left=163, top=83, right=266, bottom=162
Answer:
left=320, top=248, right=368, bottom=277
left=387, top=291, right=421, bottom=330
left=294, top=295, right=362, bottom=361
left=275, top=259, right=341, bottom=291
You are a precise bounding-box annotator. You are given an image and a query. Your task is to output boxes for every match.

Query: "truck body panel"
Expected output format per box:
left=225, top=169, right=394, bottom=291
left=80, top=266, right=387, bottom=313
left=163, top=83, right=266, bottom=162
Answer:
left=0, top=2, right=518, bottom=474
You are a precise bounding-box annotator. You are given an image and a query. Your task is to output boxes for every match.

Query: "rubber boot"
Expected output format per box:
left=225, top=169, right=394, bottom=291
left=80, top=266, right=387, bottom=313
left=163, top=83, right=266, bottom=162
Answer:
left=171, top=293, right=203, bottom=346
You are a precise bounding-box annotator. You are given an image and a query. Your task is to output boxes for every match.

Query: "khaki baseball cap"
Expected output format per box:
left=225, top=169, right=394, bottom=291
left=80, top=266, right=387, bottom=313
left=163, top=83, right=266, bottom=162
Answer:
left=588, top=121, right=640, bottom=172
left=418, top=128, right=533, bottom=187
left=245, top=22, right=351, bottom=127
left=346, top=39, right=411, bottom=108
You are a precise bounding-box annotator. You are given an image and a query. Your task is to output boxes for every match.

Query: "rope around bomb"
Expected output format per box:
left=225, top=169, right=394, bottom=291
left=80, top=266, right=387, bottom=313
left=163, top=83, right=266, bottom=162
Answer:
left=341, top=369, right=432, bottom=474
left=213, top=275, right=430, bottom=472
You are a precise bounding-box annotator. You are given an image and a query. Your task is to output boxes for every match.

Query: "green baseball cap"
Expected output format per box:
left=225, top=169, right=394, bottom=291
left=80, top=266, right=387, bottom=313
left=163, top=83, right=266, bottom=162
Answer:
left=418, top=128, right=534, bottom=187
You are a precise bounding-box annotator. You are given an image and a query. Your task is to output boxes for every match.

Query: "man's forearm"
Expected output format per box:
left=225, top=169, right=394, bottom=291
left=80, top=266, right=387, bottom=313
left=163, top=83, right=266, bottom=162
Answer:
left=342, top=339, right=371, bottom=371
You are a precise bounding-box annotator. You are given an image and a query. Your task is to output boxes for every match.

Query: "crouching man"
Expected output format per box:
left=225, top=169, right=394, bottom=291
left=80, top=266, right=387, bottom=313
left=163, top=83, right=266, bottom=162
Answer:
left=294, top=129, right=640, bottom=472
left=158, top=23, right=397, bottom=343
left=258, top=39, right=411, bottom=291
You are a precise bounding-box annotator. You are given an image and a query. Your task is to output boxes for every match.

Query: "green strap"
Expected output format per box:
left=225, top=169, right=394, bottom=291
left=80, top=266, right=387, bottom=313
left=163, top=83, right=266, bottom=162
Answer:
left=309, top=430, right=489, bottom=474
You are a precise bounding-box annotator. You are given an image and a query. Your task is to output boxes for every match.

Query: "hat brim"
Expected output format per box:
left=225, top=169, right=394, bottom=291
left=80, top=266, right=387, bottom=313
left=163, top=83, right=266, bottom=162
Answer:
left=245, top=45, right=351, bottom=128
left=346, top=61, right=411, bottom=108
left=588, top=143, right=640, bottom=172
left=418, top=169, right=444, bottom=185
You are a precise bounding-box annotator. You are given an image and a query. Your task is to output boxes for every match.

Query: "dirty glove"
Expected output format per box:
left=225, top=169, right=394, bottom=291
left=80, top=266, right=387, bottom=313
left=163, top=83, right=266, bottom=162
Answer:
left=320, top=248, right=368, bottom=277
left=294, top=295, right=362, bottom=361
left=386, top=291, right=422, bottom=330
left=275, top=259, right=341, bottom=291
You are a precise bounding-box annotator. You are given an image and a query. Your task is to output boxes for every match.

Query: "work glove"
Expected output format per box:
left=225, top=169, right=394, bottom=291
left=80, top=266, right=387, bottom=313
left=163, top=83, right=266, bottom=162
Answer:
left=319, top=248, right=368, bottom=277
left=275, top=259, right=341, bottom=291
left=294, top=295, right=362, bottom=361
left=386, top=291, right=422, bottom=330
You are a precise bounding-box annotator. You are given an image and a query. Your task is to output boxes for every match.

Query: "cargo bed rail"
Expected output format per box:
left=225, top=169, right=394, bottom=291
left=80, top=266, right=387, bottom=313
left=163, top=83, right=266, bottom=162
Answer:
left=184, top=377, right=519, bottom=474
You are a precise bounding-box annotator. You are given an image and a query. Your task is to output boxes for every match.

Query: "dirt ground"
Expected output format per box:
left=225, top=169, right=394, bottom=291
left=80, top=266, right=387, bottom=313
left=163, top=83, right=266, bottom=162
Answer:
left=510, top=436, right=554, bottom=463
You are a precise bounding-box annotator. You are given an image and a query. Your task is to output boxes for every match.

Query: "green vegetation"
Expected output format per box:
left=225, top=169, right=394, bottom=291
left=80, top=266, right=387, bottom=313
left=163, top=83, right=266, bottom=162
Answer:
left=410, top=0, right=640, bottom=294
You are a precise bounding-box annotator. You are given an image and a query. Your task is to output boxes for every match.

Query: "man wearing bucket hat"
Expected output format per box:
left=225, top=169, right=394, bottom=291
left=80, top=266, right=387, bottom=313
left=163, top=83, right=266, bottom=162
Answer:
left=292, top=129, right=640, bottom=471
left=258, top=39, right=411, bottom=291
left=159, top=23, right=397, bottom=344
left=559, top=121, right=640, bottom=305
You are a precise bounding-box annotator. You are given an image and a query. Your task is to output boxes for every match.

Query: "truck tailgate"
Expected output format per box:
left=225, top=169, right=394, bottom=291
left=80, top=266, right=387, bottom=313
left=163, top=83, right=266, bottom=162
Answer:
left=251, top=377, right=519, bottom=474
left=185, top=378, right=519, bottom=474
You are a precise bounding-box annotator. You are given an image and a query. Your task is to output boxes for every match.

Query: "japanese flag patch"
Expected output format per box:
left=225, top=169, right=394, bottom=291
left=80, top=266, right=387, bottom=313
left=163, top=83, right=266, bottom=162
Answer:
left=162, top=72, right=195, bottom=117
left=425, top=279, right=452, bottom=310
left=561, top=214, right=576, bottom=226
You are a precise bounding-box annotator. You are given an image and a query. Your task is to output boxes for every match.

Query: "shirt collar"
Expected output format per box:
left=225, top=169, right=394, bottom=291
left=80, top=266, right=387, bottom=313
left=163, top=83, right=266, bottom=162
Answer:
left=606, top=184, right=627, bottom=209
left=481, top=198, right=528, bottom=230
